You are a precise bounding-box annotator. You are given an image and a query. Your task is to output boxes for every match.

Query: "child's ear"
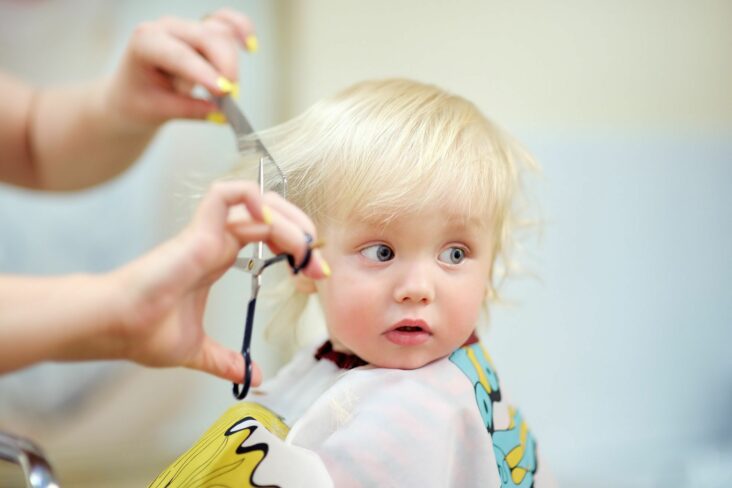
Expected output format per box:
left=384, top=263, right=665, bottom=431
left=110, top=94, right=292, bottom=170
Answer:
left=292, top=272, right=317, bottom=294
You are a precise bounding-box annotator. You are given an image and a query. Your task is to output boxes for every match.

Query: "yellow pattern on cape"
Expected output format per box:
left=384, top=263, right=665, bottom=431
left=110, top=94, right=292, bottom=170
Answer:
left=149, top=402, right=290, bottom=488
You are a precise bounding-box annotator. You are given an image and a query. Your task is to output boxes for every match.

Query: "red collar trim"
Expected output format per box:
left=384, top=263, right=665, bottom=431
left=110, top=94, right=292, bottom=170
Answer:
left=463, top=331, right=480, bottom=346
left=314, top=341, right=368, bottom=370
left=314, top=331, right=480, bottom=370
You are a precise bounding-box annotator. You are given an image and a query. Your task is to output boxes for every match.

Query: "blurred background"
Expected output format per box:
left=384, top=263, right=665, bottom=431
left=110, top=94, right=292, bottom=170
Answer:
left=1, top=0, right=730, bottom=486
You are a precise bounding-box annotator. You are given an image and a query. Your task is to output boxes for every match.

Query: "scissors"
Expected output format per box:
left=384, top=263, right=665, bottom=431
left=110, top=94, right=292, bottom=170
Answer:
left=214, top=94, right=314, bottom=400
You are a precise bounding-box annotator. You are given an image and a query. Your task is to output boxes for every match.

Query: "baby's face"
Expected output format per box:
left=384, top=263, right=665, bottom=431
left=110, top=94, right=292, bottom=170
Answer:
left=316, top=208, right=493, bottom=369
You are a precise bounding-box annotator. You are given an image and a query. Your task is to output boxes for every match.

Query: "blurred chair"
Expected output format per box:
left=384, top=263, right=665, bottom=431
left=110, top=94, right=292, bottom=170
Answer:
left=0, top=431, right=59, bottom=488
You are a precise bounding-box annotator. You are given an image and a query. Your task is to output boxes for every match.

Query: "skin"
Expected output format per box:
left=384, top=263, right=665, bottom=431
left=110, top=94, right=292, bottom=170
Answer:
left=0, top=10, right=331, bottom=383
left=315, top=206, right=494, bottom=369
left=0, top=182, right=330, bottom=382
left=0, top=8, right=256, bottom=191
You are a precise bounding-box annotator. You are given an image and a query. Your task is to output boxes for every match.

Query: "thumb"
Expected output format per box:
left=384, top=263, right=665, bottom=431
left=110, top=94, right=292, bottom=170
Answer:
left=190, top=336, right=262, bottom=386
left=155, top=91, right=219, bottom=121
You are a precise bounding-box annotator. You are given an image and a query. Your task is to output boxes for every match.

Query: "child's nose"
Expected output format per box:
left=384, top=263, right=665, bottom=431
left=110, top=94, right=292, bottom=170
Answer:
left=392, top=262, right=435, bottom=304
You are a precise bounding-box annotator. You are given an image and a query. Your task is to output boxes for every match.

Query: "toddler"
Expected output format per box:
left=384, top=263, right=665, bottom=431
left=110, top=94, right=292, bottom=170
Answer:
left=151, top=79, right=551, bottom=488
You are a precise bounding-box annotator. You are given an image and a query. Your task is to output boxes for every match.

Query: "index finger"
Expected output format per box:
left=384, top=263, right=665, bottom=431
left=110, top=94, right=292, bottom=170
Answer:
left=194, top=180, right=267, bottom=230
left=204, top=8, right=256, bottom=50
left=231, top=203, right=329, bottom=280
left=198, top=181, right=329, bottom=280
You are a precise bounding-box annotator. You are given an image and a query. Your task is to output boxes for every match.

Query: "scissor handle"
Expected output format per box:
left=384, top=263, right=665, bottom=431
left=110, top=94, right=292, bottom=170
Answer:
left=232, top=297, right=256, bottom=400
left=231, top=234, right=315, bottom=400
left=286, top=233, right=314, bottom=273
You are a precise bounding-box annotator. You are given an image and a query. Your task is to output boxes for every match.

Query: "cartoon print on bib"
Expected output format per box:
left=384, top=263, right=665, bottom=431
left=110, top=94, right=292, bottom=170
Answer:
left=450, top=343, right=539, bottom=487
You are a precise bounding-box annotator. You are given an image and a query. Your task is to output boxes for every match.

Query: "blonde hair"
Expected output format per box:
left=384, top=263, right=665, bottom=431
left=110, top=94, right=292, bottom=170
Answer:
left=230, top=79, right=538, bottom=354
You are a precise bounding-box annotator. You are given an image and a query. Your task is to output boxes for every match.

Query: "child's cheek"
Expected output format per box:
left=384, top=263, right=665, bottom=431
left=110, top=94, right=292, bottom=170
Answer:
left=337, top=276, right=376, bottom=318
left=324, top=276, right=379, bottom=351
left=326, top=266, right=377, bottom=321
left=450, top=284, right=484, bottom=330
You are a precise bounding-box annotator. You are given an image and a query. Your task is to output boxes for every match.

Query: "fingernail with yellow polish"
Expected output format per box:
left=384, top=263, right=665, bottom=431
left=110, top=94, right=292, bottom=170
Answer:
left=320, top=259, right=331, bottom=277
left=261, top=205, right=274, bottom=225
left=206, top=111, right=227, bottom=124
left=231, top=82, right=240, bottom=100
left=245, top=35, right=259, bottom=53
left=216, top=76, right=234, bottom=94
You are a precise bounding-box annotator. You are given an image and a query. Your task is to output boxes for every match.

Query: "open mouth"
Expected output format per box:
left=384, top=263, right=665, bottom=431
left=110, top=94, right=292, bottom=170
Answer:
left=396, top=325, right=424, bottom=332
left=389, top=318, right=431, bottom=334
left=385, top=320, right=432, bottom=346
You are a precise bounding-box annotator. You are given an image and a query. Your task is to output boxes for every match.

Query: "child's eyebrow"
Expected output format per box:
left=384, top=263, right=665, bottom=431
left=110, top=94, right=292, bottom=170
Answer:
left=440, top=214, right=491, bottom=232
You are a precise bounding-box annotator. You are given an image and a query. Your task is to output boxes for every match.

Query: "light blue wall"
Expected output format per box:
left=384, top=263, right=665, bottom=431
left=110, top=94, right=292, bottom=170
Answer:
left=488, top=131, right=732, bottom=486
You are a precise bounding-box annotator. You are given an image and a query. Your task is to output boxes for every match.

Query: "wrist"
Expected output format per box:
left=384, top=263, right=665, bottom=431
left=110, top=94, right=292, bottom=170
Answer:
left=103, top=257, right=164, bottom=362
left=95, top=269, right=139, bottom=361
left=106, top=235, right=196, bottom=359
left=95, top=76, right=159, bottom=137
left=46, top=272, right=129, bottom=363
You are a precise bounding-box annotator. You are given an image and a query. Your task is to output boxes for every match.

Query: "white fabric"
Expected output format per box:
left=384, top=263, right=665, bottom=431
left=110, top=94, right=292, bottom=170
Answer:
left=154, top=340, right=555, bottom=487
left=223, top=415, right=334, bottom=488
left=253, top=346, right=503, bottom=487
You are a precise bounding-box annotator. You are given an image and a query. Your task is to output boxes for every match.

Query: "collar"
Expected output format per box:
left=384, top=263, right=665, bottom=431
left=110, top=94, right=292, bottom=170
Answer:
left=314, top=331, right=480, bottom=370
left=314, top=341, right=368, bottom=370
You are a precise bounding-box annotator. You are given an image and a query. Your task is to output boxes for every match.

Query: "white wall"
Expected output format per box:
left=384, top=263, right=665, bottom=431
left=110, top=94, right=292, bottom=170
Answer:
left=276, top=0, right=731, bottom=131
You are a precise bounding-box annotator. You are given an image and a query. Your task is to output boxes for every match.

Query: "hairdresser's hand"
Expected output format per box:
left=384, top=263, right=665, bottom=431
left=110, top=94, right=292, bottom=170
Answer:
left=112, top=181, right=329, bottom=383
left=105, top=8, right=256, bottom=130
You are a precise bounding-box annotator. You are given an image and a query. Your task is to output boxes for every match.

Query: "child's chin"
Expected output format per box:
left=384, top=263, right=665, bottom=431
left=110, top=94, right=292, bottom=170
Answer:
left=369, top=353, right=441, bottom=370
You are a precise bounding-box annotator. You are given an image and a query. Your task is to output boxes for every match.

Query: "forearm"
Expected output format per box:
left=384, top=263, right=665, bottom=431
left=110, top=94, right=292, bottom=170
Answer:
left=26, top=78, right=158, bottom=191
left=0, top=273, right=126, bottom=373
left=0, top=235, right=194, bottom=375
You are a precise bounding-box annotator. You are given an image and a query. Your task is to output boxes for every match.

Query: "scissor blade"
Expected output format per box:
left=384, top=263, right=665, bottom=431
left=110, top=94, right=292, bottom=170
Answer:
left=215, top=95, right=287, bottom=199
left=215, top=96, right=259, bottom=153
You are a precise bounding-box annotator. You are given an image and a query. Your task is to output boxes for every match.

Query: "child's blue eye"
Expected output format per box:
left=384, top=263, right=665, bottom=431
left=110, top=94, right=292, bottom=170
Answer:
left=361, top=244, right=395, bottom=262
left=438, top=246, right=466, bottom=264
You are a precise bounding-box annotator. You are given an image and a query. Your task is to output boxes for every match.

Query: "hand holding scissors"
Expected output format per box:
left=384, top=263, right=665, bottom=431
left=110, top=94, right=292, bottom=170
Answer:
left=212, top=93, right=330, bottom=399
left=110, top=180, right=329, bottom=385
